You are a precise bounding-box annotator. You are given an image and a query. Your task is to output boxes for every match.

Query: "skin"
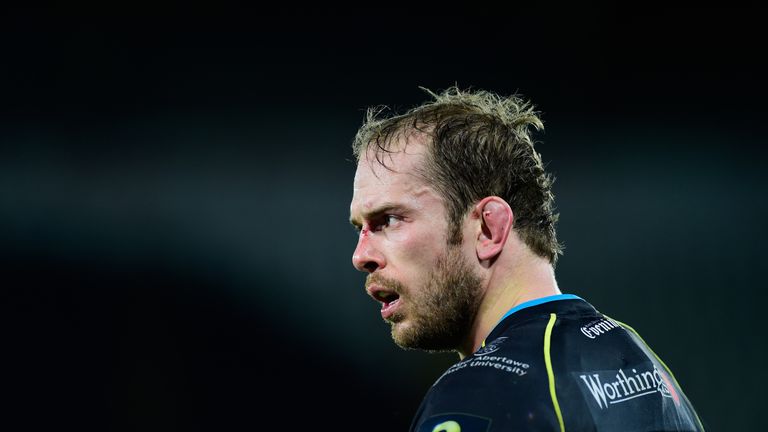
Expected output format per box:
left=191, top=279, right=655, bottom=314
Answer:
left=350, top=136, right=561, bottom=359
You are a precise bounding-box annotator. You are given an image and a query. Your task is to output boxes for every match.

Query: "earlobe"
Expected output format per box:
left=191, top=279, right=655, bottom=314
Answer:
left=475, top=197, right=514, bottom=262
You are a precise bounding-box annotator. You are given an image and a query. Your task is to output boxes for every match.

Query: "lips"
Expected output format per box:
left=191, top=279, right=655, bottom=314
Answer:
left=379, top=296, right=401, bottom=320
left=366, top=284, right=402, bottom=320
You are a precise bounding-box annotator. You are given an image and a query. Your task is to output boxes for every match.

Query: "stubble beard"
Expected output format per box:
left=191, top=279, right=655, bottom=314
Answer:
left=377, top=245, right=484, bottom=353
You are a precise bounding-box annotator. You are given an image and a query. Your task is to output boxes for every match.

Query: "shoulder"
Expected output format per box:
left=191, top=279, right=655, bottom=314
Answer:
left=412, top=365, right=560, bottom=432
left=412, top=301, right=704, bottom=431
left=411, top=319, right=561, bottom=431
left=546, top=312, right=705, bottom=431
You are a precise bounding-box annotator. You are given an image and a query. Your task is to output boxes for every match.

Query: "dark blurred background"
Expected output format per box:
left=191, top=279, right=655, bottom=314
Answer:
left=1, top=7, right=765, bottom=431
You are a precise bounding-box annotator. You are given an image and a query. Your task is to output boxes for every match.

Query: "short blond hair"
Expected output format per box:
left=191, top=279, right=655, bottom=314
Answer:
left=353, top=86, right=562, bottom=264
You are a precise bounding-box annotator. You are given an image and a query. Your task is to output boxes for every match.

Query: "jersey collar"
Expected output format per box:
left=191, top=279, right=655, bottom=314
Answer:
left=481, top=294, right=584, bottom=348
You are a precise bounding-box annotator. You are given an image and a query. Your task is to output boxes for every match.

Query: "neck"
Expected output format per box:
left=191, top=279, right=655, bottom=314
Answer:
left=457, top=253, right=560, bottom=359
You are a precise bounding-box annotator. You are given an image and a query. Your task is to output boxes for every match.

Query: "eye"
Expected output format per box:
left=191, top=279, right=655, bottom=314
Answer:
left=383, top=214, right=402, bottom=229
left=359, top=214, right=404, bottom=233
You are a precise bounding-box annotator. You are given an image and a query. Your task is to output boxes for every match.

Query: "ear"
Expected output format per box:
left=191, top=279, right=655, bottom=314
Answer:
left=474, top=196, right=514, bottom=262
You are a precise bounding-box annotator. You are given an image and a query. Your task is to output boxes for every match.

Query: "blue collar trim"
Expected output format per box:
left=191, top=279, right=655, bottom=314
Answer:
left=499, top=293, right=583, bottom=323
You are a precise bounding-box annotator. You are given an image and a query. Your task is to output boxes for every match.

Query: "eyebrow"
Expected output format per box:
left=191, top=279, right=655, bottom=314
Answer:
left=349, top=203, right=408, bottom=229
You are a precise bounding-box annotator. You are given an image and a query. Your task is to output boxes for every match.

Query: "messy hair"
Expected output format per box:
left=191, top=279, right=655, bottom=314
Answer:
left=352, top=86, right=562, bottom=264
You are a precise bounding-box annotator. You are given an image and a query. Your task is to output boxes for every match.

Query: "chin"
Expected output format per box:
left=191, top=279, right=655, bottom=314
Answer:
left=390, top=322, right=418, bottom=349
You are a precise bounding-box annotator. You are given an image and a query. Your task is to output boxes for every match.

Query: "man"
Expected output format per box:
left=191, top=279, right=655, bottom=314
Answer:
left=349, top=87, right=705, bottom=431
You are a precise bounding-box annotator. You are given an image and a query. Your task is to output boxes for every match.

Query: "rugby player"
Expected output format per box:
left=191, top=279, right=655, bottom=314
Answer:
left=349, top=87, right=705, bottom=431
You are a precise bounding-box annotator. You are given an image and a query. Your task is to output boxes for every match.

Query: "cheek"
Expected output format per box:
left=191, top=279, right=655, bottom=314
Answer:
left=388, top=229, right=445, bottom=275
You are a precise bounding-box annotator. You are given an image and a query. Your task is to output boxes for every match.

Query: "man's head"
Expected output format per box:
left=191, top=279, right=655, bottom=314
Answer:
left=349, top=87, right=561, bottom=352
left=354, top=87, right=560, bottom=261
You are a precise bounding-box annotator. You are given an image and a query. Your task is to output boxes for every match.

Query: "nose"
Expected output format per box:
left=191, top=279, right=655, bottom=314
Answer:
left=352, top=230, right=386, bottom=273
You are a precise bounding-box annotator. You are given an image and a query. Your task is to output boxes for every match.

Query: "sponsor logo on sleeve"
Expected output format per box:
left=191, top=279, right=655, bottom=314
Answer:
left=577, top=365, right=680, bottom=410
left=580, top=317, right=619, bottom=339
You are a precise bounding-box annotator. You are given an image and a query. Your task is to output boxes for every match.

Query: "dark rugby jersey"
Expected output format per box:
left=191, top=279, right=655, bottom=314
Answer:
left=410, top=295, right=705, bottom=432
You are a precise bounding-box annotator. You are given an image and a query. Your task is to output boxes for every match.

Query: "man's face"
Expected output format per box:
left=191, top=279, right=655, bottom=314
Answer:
left=349, top=141, right=483, bottom=351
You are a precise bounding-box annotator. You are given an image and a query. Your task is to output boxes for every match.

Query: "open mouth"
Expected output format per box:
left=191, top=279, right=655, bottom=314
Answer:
left=367, top=286, right=402, bottom=319
left=374, top=291, right=400, bottom=311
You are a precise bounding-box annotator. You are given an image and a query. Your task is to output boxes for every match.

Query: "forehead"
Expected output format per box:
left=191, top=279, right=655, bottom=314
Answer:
left=350, top=140, right=440, bottom=215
